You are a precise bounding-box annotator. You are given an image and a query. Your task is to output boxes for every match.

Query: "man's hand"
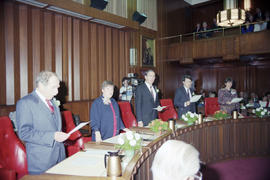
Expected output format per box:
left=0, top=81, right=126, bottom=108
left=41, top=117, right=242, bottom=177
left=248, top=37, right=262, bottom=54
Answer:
left=138, top=121, right=144, bottom=127
left=54, top=132, right=70, bottom=142
left=156, top=105, right=163, bottom=112
left=95, top=131, right=102, bottom=142
left=185, top=101, right=191, bottom=107
left=123, top=128, right=130, bottom=132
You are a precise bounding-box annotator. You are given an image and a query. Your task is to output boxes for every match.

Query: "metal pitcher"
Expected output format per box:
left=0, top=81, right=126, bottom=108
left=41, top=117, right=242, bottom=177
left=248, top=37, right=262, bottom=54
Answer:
left=104, top=151, right=122, bottom=177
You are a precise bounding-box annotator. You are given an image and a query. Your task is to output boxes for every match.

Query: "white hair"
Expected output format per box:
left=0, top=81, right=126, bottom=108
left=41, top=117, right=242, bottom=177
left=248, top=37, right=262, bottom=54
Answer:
left=151, top=140, right=200, bottom=180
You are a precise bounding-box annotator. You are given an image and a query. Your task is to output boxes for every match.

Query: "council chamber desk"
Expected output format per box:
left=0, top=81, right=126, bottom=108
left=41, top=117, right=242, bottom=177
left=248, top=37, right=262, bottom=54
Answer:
left=22, top=117, right=270, bottom=180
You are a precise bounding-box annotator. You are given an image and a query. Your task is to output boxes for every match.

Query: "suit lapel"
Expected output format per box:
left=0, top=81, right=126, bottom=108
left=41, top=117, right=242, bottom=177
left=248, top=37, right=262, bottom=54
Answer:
left=181, top=86, right=189, bottom=100
left=143, top=83, right=155, bottom=102
left=32, top=92, right=58, bottom=128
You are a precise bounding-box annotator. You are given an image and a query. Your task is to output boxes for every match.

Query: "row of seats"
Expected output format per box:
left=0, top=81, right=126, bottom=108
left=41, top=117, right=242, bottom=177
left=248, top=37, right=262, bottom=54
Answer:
left=118, top=98, right=220, bottom=125
left=0, top=98, right=220, bottom=179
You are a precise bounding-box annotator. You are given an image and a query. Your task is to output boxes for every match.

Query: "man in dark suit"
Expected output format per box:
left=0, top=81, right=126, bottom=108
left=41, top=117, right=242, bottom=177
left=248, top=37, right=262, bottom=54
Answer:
left=174, top=75, right=196, bottom=118
left=16, top=71, right=70, bottom=174
left=135, top=70, right=162, bottom=127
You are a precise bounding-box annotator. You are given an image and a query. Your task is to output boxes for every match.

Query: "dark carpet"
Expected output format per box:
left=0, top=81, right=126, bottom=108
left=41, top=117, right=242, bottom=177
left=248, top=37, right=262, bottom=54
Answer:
left=201, top=157, right=270, bottom=180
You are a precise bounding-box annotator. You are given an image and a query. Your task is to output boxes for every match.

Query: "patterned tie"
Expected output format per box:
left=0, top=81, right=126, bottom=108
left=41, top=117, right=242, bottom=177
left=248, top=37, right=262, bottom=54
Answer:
left=46, top=100, right=54, bottom=113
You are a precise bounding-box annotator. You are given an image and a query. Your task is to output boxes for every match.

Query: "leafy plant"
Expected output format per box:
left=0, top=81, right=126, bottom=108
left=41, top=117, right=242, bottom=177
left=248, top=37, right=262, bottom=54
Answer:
left=149, top=119, right=169, bottom=132
left=213, top=110, right=229, bottom=120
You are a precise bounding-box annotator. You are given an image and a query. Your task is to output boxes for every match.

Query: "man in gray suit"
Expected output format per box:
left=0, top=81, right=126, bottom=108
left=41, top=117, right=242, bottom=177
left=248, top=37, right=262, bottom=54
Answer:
left=135, top=70, right=163, bottom=127
left=16, top=71, right=70, bottom=174
left=174, top=75, right=196, bottom=118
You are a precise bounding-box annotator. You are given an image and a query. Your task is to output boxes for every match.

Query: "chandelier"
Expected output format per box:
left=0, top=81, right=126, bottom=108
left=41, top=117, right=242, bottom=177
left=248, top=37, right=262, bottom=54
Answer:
left=217, top=0, right=246, bottom=27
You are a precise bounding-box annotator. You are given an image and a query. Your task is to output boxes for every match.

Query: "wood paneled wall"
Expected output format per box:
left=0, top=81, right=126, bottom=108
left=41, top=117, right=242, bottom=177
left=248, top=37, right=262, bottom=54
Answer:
left=0, top=1, right=130, bottom=105
left=163, top=61, right=270, bottom=99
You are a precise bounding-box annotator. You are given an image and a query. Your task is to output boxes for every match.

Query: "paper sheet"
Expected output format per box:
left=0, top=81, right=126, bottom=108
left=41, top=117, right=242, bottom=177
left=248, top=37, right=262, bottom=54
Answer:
left=153, top=106, right=167, bottom=110
left=68, top=122, right=89, bottom=136
left=230, top=98, right=243, bottom=103
left=259, top=101, right=267, bottom=107
left=190, top=95, right=202, bottom=103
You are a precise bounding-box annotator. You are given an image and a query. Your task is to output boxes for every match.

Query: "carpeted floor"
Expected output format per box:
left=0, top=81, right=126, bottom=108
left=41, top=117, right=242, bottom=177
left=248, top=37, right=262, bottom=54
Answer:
left=201, top=157, right=270, bottom=180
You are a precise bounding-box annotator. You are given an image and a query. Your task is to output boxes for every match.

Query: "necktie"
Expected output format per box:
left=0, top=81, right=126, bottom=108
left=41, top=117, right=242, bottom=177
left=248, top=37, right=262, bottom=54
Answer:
left=187, top=89, right=190, bottom=100
left=150, top=86, right=155, bottom=99
left=46, top=100, right=54, bottom=113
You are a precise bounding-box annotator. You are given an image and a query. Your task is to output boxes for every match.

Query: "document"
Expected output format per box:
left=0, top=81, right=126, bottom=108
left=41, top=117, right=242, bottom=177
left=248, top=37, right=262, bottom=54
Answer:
left=190, top=95, right=202, bottom=103
left=230, top=98, right=243, bottom=104
left=259, top=101, right=267, bottom=107
left=153, top=106, right=167, bottom=111
left=68, top=122, right=89, bottom=136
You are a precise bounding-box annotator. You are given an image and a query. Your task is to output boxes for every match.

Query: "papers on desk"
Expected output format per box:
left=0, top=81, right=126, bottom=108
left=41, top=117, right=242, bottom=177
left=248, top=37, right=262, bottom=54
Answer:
left=68, top=122, right=89, bottom=136
left=190, top=95, right=202, bottom=103
left=230, top=98, right=243, bottom=104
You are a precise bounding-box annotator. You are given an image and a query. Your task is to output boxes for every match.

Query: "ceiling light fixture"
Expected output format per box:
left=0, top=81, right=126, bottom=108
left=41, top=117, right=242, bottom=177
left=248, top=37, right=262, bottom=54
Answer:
left=217, top=0, right=245, bottom=27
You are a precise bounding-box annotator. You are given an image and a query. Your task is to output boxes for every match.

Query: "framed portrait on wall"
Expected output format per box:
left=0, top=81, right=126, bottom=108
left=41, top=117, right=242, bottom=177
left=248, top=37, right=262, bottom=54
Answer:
left=141, top=36, right=155, bottom=67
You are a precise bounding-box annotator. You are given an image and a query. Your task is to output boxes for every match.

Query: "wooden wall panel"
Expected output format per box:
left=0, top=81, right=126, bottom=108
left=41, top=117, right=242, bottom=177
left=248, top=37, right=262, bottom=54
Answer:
left=81, top=21, right=90, bottom=100
left=119, top=31, right=126, bottom=84
left=0, top=1, right=6, bottom=105
left=73, top=19, right=80, bottom=100
left=31, top=8, right=41, bottom=88
left=98, top=25, right=105, bottom=88
left=19, top=5, right=28, bottom=98
left=105, top=27, right=113, bottom=81
left=1, top=1, right=132, bottom=110
left=90, top=23, right=98, bottom=99
left=44, top=12, right=53, bottom=71
left=112, top=29, right=120, bottom=87
left=5, top=2, right=15, bottom=105
left=55, top=14, right=63, bottom=79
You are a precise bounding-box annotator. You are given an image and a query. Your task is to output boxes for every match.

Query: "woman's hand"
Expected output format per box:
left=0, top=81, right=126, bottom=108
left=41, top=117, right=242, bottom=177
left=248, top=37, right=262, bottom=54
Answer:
left=226, top=101, right=231, bottom=104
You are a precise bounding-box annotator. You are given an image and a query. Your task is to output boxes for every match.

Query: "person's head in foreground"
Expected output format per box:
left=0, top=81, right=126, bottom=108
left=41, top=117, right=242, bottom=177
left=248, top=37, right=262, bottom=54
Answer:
left=151, top=140, right=201, bottom=180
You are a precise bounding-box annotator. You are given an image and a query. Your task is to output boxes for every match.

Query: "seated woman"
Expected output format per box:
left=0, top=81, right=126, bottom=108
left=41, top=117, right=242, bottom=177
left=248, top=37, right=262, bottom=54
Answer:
left=218, top=77, right=240, bottom=114
left=90, top=81, right=128, bottom=142
left=151, top=140, right=201, bottom=180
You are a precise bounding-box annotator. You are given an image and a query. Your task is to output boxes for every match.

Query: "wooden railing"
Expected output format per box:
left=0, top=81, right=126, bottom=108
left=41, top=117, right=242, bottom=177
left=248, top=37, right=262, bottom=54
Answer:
left=124, top=117, right=270, bottom=180
left=164, top=22, right=270, bottom=63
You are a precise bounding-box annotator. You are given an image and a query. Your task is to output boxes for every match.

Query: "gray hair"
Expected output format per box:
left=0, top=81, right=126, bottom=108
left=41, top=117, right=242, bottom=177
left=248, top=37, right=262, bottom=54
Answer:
left=101, top=80, right=114, bottom=90
left=35, top=71, right=59, bottom=87
left=151, top=140, right=200, bottom=180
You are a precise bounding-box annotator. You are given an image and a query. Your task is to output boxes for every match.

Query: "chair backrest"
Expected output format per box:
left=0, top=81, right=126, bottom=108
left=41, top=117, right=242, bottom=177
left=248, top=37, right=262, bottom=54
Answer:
left=0, top=116, right=28, bottom=179
left=158, top=99, right=178, bottom=121
left=61, top=111, right=84, bottom=156
left=204, top=97, right=220, bottom=116
left=117, top=101, right=137, bottom=128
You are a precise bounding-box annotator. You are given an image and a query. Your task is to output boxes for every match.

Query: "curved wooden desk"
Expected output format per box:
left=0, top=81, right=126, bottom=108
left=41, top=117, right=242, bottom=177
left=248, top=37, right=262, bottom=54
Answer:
left=123, top=117, right=270, bottom=180
left=22, top=117, right=270, bottom=180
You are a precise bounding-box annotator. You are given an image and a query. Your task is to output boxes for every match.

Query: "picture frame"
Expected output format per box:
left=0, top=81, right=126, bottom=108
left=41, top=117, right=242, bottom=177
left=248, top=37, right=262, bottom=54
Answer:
left=141, top=36, right=155, bottom=67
